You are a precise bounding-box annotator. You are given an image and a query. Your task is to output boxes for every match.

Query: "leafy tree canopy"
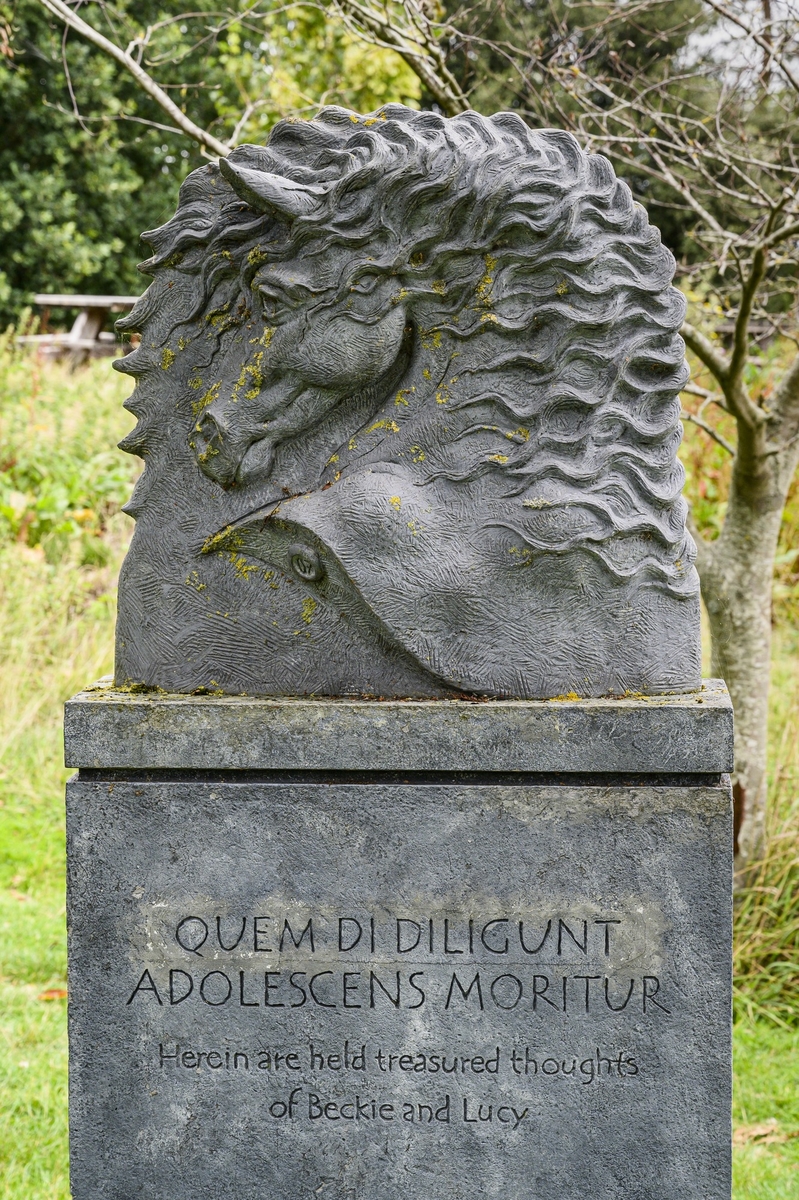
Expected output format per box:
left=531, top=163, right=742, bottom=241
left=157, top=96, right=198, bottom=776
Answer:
left=0, top=1, right=420, bottom=327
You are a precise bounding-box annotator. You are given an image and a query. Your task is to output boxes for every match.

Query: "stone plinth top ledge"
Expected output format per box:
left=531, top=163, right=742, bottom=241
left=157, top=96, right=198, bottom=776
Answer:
left=65, top=677, right=733, bottom=774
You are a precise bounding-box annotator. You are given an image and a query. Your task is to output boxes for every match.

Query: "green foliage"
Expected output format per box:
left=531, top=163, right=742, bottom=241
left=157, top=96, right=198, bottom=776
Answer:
left=0, top=347, right=135, bottom=1198
left=213, top=5, right=419, bottom=137
left=0, top=2, right=419, bottom=328
left=0, top=0, right=194, bottom=324
left=0, top=330, right=136, bottom=563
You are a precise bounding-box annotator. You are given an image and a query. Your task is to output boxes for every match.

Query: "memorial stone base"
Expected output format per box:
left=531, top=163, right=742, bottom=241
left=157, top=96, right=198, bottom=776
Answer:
left=64, top=679, right=733, bottom=1200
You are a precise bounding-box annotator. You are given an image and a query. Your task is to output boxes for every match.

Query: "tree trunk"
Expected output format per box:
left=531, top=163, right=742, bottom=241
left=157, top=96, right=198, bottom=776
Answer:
left=695, top=459, right=785, bottom=871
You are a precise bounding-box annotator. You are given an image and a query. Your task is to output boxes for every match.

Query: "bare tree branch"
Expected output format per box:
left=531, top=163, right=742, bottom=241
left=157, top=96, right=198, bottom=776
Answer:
left=680, top=409, right=736, bottom=455
left=700, top=0, right=799, bottom=97
left=330, top=0, right=469, bottom=116
left=36, top=0, right=231, bottom=157
left=681, top=322, right=732, bottom=387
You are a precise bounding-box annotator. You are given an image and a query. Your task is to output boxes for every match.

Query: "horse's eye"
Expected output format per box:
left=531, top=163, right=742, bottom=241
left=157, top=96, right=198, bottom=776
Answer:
left=288, top=544, right=325, bottom=583
left=350, top=272, right=382, bottom=295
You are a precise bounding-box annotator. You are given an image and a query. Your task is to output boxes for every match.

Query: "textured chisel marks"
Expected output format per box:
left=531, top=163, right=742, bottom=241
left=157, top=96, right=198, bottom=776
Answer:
left=114, top=105, right=700, bottom=698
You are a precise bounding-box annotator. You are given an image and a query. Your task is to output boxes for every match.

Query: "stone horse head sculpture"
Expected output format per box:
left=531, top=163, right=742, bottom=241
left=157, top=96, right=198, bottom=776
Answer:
left=115, top=104, right=700, bottom=698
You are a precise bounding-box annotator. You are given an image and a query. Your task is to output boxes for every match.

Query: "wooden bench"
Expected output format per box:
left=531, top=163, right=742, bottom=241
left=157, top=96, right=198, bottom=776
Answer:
left=18, top=294, right=141, bottom=363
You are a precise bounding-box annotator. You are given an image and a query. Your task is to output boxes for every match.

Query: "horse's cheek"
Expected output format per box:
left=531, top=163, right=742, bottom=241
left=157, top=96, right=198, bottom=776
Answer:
left=286, top=302, right=405, bottom=391
left=312, top=309, right=405, bottom=387
left=307, top=330, right=356, bottom=381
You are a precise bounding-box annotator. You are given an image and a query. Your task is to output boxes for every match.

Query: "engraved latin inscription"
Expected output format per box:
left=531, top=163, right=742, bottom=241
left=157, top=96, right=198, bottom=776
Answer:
left=117, top=901, right=673, bottom=1133
left=126, top=906, right=670, bottom=1017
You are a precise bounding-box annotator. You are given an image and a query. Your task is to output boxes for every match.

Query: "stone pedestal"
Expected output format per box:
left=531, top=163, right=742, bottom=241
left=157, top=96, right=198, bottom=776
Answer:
left=64, top=679, right=733, bottom=1200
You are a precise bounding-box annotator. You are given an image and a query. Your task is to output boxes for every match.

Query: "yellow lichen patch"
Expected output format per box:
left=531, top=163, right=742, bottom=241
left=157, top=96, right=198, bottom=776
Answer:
left=556, top=281, right=569, bottom=296
left=178, top=336, right=189, bottom=351
left=508, top=545, right=534, bottom=563
left=207, top=302, right=231, bottom=329
left=420, top=327, right=442, bottom=350
left=247, top=246, right=268, bottom=266
left=192, top=381, right=221, bottom=417
left=422, top=367, right=431, bottom=380
left=161, top=347, right=176, bottom=370
left=506, top=426, right=530, bottom=442
left=188, top=376, right=203, bottom=390
left=435, top=384, right=450, bottom=405
left=409, top=444, right=426, bottom=463
left=475, top=252, right=497, bottom=306
left=203, top=526, right=242, bottom=554
left=231, top=350, right=266, bottom=404
left=228, top=552, right=260, bottom=580
left=349, top=114, right=359, bottom=123
left=522, top=497, right=552, bottom=509
left=328, top=453, right=339, bottom=465
left=348, top=436, right=358, bottom=451
left=431, top=280, right=446, bottom=295
left=389, top=495, right=402, bottom=511
left=394, top=388, right=414, bottom=407
left=391, top=288, right=409, bottom=306
left=366, top=419, right=400, bottom=435
left=410, top=251, right=425, bottom=268
left=552, top=691, right=581, bottom=701
left=185, top=570, right=207, bottom=592
left=301, top=596, right=317, bottom=625
left=488, top=453, right=509, bottom=464
left=407, top=518, right=424, bottom=536
left=480, top=313, right=499, bottom=324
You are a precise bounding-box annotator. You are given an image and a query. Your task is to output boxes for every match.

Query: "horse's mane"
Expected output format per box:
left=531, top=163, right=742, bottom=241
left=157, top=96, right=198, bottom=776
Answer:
left=119, top=104, right=695, bottom=596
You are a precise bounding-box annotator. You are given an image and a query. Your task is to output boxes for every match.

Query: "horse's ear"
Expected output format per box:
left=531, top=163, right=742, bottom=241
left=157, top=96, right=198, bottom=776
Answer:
left=219, top=159, right=323, bottom=220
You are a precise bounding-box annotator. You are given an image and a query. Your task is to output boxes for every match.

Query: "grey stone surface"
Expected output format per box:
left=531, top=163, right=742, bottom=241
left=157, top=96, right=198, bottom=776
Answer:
left=64, top=676, right=733, bottom=773
left=67, top=771, right=731, bottom=1200
left=113, top=104, right=700, bottom=699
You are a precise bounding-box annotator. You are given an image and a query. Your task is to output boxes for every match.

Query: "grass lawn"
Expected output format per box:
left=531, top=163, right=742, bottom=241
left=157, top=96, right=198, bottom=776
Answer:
left=0, top=533, right=120, bottom=1199
left=0, top=356, right=797, bottom=1196
left=734, top=1023, right=799, bottom=1197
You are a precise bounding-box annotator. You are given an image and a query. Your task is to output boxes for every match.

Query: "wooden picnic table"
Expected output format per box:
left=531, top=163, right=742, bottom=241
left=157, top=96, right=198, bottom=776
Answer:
left=18, top=293, right=141, bottom=363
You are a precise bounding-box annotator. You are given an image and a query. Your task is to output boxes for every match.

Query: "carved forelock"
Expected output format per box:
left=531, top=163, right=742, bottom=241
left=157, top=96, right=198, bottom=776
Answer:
left=119, top=104, right=694, bottom=594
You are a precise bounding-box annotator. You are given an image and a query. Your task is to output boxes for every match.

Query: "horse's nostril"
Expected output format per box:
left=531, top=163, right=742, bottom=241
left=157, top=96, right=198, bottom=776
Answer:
left=198, top=412, right=222, bottom=441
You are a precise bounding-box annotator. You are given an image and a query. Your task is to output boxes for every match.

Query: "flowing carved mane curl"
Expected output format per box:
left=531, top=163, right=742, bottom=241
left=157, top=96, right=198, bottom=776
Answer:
left=119, top=104, right=695, bottom=598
